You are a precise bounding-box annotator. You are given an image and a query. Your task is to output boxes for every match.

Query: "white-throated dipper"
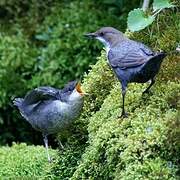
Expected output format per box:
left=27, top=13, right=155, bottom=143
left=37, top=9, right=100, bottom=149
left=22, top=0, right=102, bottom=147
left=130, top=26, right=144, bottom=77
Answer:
left=13, top=81, right=84, bottom=162
left=85, top=27, right=166, bottom=118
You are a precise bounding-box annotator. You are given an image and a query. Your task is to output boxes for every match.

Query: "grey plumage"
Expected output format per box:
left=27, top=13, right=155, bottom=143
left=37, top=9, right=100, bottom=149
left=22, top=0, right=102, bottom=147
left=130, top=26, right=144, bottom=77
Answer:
left=13, top=81, right=84, bottom=161
left=85, top=27, right=166, bottom=117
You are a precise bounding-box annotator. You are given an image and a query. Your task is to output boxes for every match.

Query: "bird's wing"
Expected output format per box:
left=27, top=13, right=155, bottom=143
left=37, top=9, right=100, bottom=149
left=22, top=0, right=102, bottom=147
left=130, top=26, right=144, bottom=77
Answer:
left=108, top=41, right=154, bottom=69
left=23, top=86, right=59, bottom=105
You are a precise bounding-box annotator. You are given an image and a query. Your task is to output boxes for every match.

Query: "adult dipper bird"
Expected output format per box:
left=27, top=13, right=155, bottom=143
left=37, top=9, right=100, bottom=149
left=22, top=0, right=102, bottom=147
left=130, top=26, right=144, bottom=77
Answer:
left=13, top=81, right=84, bottom=162
left=85, top=27, right=166, bottom=117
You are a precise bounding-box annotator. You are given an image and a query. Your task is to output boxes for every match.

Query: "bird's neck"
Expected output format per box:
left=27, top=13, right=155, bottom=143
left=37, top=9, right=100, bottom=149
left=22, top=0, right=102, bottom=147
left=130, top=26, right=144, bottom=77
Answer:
left=97, top=36, right=128, bottom=53
left=96, top=37, right=110, bottom=52
left=110, top=36, right=128, bottom=48
left=68, top=90, right=83, bottom=105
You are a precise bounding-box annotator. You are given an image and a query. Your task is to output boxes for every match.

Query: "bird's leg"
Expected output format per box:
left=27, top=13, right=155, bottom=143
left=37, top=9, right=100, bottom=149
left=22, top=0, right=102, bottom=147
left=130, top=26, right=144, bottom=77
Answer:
left=43, top=134, right=51, bottom=163
left=143, top=78, right=155, bottom=94
left=120, top=85, right=128, bottom=118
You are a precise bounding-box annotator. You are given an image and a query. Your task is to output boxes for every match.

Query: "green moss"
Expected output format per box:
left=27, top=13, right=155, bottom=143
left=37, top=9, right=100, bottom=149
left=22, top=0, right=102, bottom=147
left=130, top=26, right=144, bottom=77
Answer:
left=0, top=143, right=58, bottom=179
left=54, top=6, right=179, bottom=180
left=81, top=50, right=115, bottom=119
left=130, top=9, right=180, bottom=82
left=72, top=82, right=179, bottom=179
left=54, top=51, right=115, bottom=179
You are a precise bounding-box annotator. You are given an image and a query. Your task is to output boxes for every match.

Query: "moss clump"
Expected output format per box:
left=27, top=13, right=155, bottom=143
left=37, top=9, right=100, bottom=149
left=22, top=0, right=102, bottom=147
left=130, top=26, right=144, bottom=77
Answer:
left=55, top=8, right=180, bottom=179
left=81, top=51, right=115, bottom=119
left=0, top=143, right=58, bottom=179
left=130, top=9, right=180, bottom=82
left=54, top=52, right=115, bottom=179
left=72, top=82, right=179, bottom=179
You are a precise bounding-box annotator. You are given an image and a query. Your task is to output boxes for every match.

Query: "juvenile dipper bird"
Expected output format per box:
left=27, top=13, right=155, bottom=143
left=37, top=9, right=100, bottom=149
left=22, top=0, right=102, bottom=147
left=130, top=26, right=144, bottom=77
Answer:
left=13, top=81, right=84, bottom=162
left=85, top=27, right=166, bottom=117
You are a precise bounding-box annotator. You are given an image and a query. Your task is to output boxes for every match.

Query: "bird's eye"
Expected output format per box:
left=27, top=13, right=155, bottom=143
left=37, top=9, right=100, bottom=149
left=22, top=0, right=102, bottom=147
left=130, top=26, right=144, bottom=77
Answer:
left=100, top=32, right=104, bottom=36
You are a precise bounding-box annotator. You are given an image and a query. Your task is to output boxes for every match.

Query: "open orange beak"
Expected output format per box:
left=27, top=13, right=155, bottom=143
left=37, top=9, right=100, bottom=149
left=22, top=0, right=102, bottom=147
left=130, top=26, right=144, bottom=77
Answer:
left=75, top=83, right=85, bottom=96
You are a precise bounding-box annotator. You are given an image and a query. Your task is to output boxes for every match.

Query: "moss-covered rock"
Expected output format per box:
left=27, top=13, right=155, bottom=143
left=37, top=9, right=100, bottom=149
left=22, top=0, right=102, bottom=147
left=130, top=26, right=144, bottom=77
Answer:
left=72, top=82, right=179, bottom=179
left=54, top=7, right=180, bottom=180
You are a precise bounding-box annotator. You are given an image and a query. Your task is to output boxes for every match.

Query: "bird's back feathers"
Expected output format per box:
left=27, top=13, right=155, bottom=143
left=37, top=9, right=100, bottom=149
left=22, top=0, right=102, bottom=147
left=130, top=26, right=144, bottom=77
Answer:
left=19, top=81, right=78, bottom=106
left=22, top=87, right=59, bottom=106
left=108, top=40, right=154, bottom=69
left=61, top=81, right=77, bottom=93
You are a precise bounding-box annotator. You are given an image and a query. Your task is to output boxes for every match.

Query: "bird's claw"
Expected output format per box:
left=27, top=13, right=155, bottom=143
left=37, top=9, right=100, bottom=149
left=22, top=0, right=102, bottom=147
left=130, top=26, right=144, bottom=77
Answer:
left=119, top=112, right=128, bottom=118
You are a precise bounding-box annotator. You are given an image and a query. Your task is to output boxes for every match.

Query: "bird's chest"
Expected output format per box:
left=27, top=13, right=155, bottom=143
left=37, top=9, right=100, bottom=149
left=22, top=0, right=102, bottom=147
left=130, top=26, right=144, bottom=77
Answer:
left=31, top=101, right=68, bottom=133
left=44, top=101, right=82, bottom=133
left=47, top=101, right=73, bottom=122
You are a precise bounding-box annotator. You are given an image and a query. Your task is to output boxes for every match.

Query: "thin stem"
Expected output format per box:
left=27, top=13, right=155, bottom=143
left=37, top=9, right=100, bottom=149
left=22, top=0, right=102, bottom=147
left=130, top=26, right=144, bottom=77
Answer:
left=142, top=0, right=150, bottom=11
left=153, top=8, right=163, bottom=17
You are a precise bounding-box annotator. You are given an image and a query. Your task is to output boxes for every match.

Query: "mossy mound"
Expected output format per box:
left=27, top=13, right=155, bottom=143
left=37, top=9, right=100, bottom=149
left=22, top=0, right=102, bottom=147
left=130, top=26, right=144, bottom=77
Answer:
left=54, top=8, right=179, bottom=179
left=72, top=82, right=179, bottom=179
left=0, top=143, right=58, bottom=179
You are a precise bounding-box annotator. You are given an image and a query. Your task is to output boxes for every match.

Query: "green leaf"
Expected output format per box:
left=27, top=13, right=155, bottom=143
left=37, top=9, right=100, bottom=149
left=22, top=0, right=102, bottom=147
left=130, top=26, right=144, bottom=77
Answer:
left=127, top=9, right=155, bottom=32
left=153, top=0, right=175, bottom=11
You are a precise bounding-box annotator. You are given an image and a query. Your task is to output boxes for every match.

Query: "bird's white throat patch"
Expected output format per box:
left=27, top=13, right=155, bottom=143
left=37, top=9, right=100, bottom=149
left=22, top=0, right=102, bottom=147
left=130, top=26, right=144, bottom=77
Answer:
left=68, top=89, right=82, bottom=102
left=96, top=37, right=110, bottom=63
left=96, top=37, right=110, bottom=54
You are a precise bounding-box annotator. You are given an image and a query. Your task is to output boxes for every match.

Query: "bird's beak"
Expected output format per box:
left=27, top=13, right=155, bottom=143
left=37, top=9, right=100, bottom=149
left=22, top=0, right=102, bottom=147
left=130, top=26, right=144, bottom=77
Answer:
left=75, top=83, right=87, bottom=96
left=84, top=33, right=97, bottom=38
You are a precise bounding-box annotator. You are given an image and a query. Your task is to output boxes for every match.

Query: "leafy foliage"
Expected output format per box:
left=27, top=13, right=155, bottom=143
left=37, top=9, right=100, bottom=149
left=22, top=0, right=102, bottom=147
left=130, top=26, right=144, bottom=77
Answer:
left=0, top=32, right=39, bottom=144
left=153, top=0, right=175, bottom=11
left=128, top=8, right=154, bottom=32
left=127, top=0, right=175, bottom=32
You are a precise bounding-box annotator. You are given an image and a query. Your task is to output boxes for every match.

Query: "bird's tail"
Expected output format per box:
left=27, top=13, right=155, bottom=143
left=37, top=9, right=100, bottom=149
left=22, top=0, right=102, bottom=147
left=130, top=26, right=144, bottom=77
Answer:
left=13, top=98, right=24, bottom=107
left=141, top=52, right=166, bottom=77
left=143, top=49, right=179, bottom=73
left=148, top=52, right=167, bottom=66
left=154, top=52, right=167, bottom=60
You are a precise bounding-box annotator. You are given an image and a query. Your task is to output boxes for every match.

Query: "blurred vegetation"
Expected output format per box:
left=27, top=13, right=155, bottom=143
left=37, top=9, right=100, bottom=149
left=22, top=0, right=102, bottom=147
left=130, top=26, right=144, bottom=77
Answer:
left=0, top=0, right=139, bottom=145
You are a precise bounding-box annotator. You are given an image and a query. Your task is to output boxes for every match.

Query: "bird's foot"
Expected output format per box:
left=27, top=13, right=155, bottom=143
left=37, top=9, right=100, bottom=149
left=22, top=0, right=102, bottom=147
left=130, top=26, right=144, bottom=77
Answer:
left=119, top=112, right=128, bottom=118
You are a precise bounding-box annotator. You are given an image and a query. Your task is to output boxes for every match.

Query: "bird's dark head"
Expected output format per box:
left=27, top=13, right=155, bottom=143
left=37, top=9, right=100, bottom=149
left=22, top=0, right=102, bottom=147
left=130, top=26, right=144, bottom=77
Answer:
left=62, top=81, right=84, bottom=95
left=85, top=27, right=126, bottom=47
left=62, top=81, right=85, bottom=102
